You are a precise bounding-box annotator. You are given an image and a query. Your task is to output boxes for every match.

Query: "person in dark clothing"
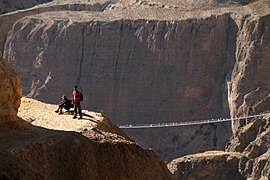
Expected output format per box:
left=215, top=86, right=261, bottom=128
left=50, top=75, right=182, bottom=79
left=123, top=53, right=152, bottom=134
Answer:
left=72, top=86, right=83, bottom=119
left=55, top=95, right=73, bottom=115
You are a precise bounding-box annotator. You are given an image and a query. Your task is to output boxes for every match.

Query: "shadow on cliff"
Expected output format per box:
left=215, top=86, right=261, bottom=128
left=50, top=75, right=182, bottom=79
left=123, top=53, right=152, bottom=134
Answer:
left=59, top=110, right=100, bottom=123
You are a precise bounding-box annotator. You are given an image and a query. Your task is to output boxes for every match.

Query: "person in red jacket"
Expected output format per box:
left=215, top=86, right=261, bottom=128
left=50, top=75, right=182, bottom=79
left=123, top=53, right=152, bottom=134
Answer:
left=72, top=85, right=83, bottom=119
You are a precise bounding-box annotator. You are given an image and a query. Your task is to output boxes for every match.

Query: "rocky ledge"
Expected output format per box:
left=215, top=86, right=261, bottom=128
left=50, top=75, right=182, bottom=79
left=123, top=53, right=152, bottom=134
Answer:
left=0, top=57, right=173, bottom=179
left=0, top=97, right=174, bottom=179
left=168, top=151, right=248, bottom=180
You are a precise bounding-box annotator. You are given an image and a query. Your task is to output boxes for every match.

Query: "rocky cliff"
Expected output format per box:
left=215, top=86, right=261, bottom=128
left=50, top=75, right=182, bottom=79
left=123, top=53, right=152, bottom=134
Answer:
left=1, top=0, right=243, bottom=161
left=0, top=57, right=173, bottom=179
left=2, top=0, right=270, bottom=162
left=167, top=1, right=270, bottom=179
left=2, top=0, right=270, bottom=178
left=0, top=56, right=21, bottom=124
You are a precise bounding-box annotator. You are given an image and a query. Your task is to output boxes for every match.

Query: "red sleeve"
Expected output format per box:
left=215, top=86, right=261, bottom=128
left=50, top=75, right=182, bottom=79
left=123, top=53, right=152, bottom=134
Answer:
left=72, top=90, right=75, bottom=103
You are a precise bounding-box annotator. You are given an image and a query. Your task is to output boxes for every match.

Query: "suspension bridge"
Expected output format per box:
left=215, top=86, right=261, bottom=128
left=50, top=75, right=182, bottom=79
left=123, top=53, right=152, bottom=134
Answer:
left=118, top=113, right=270, bottom=129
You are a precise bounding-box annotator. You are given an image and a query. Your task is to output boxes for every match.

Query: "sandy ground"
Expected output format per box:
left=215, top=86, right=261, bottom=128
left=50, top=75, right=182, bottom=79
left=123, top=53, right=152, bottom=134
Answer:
left=18, top=97, right=105, bottom=132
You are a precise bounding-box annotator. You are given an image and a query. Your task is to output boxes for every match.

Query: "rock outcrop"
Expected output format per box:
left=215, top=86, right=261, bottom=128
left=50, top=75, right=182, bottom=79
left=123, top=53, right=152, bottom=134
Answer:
left=0, top=119, right=174, bottom=179
left=225, top=113, right=270, bottom=179
left=0, top=58, right=173, bottom=179
left=0, top=56, right=21, bottom=124
left=168, top=151, right=248, bottom=180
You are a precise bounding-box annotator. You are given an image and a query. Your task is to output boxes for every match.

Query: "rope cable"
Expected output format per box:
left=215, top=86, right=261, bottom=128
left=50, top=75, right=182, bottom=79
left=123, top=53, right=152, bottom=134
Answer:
left=118, top=113, right=270, bottom=129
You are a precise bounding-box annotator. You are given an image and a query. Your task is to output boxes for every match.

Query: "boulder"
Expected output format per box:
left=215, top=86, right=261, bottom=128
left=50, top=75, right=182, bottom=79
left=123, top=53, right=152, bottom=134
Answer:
left=168, top=151, right=248, bottom=180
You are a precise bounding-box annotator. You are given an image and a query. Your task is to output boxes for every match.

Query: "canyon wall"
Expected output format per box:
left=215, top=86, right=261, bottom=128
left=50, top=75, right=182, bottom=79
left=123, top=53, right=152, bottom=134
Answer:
left=168, top=1, right=270, bottom=179
left=228, top=10, right=270, bottom=133
left=4, top=14, right=235, bottom=124
left=3, top=10, right=235, bottom=160
left=2, top=0, right=269, bottom=162
left=226, top=7, right=270, bottom=179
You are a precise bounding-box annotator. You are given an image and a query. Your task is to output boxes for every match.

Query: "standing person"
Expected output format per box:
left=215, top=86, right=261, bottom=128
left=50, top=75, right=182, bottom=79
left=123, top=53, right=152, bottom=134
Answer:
left=72, top=85, right=83, bottom=119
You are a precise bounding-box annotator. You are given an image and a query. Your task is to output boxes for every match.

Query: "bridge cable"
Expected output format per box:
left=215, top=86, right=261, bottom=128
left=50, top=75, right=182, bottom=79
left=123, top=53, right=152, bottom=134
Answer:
left=118, top=113, right=270, bottom=129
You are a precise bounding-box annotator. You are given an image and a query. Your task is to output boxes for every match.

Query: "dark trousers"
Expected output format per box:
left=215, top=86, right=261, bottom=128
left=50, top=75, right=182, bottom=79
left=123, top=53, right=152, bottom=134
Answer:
left=74, top=102, right=82, bottom=117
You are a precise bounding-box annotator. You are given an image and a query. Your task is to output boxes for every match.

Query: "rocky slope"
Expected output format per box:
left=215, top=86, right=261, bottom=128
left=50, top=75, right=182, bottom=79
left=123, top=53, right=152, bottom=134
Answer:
left=0, top=57, right=173, bottom=179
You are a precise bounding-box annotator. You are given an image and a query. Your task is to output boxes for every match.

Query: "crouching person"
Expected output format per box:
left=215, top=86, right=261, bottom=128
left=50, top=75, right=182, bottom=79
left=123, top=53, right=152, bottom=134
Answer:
left=55, top=95, right=73, bottom=115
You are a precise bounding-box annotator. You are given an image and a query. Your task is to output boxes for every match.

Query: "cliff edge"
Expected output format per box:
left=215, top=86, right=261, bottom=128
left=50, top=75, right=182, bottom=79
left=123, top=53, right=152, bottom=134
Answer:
left=0, top=57, right=173, bottom=179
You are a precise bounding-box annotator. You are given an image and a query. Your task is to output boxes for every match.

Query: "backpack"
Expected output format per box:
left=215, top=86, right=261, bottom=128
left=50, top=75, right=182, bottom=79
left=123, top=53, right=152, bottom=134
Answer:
left=80, top=92, right=83, bottom=101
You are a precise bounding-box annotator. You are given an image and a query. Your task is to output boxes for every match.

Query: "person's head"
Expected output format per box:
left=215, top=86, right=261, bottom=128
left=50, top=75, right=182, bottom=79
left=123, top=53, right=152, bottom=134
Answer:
left=73, top=85, right=78, bottom=90
left=62, top=95, right=66, bottom=99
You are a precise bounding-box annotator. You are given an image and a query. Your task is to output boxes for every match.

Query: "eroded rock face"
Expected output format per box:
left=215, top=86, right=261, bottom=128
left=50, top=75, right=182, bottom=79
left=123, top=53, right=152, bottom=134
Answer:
left=228, top=12, right=270, bottom=134
left=223, top=5, right=270, bottom=179
left=225, top=115, right=270, bottom=179
left=0, top=56, right=21, bottom=124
